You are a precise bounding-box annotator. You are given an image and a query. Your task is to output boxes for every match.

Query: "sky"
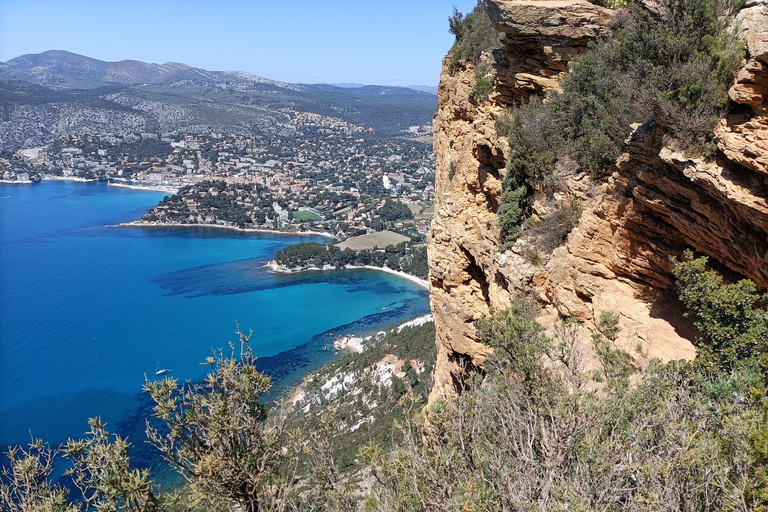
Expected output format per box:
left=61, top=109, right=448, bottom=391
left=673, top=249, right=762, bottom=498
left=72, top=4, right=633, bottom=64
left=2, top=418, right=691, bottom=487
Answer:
left=0, top=0, right=480, bottom=86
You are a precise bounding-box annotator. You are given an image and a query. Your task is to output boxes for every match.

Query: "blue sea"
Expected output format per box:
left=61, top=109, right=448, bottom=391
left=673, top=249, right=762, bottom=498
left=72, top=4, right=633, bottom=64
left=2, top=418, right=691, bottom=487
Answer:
left=0, top=181, right=430, bottom=448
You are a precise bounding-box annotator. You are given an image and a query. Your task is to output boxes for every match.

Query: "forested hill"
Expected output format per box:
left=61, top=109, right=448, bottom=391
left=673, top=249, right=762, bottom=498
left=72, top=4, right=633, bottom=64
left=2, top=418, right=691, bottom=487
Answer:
left=0, top=52, right=436, bottom=150
left=272, top=241, right=429, bottom=279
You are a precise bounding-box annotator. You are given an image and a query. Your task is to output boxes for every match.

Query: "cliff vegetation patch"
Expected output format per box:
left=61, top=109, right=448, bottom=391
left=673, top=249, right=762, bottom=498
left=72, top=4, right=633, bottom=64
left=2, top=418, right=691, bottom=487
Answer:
left=360, top=288, right=768, bottom=511
left=498, top=0, right=745, bottom=250
left=447, top=1, right=502, bottom=76
left=672, top=250, right=768, bottom=375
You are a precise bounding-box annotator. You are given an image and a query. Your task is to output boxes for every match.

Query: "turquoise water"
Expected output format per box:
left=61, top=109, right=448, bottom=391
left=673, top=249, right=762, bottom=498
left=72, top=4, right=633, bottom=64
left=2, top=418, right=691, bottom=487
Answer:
left=0, top=181, right=430, bottom=447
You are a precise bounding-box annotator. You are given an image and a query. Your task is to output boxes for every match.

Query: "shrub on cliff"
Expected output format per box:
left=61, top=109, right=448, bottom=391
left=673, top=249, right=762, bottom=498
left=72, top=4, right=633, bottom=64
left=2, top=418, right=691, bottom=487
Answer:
left=143, top=327, right=295, bottom=512
left=497, top=0, right=745, bottom=250
left=471, top=63, right=494, bottom=103
left=1, top=421, right=160, bottom=512
left=497, top=99, right=560, bottom=249
left=672, top=250, right=768, bottom=374
left=526, top=199, right=583, bottom=254
left=361, top=303, right=768, bottom=511
left=447, top=1, right=501, bottom=75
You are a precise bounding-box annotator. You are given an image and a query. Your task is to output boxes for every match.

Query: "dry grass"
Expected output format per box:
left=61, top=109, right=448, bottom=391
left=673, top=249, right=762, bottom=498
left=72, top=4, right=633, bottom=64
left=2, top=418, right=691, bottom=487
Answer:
left=405, top=203, right=422, bottom=216
left=334, top=230, right=410, bottom=251
left=415, top=204, right=434, bottom=223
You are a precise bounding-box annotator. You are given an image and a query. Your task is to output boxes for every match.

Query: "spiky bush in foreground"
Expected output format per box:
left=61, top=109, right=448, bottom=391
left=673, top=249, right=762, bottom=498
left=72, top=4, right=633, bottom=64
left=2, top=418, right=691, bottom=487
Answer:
left=361, top=300, right=768, bottom=511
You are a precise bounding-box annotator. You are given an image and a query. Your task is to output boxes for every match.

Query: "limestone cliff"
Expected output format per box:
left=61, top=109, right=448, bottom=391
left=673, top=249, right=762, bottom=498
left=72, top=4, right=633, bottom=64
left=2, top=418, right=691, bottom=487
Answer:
left=428, top=0, right=768, bottom=402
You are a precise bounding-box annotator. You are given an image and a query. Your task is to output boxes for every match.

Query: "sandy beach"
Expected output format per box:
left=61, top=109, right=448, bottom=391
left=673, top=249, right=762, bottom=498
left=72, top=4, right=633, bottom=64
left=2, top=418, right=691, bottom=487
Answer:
left=42, top=175, right=99, bottom=182
left=120, top=220, right=336, bottom=239
left=265, top=260, right=429, bottom=289
left=0, top=179, right=35, bottom=184
left=107, top=181, right=180, bottom=194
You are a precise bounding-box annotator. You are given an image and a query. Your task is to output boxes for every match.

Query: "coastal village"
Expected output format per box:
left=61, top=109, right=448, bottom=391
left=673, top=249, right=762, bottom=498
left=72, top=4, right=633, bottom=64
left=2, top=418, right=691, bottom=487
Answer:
left=4, top=0, right=768, bottom=507
left=0, top=115, right=435, bottom=242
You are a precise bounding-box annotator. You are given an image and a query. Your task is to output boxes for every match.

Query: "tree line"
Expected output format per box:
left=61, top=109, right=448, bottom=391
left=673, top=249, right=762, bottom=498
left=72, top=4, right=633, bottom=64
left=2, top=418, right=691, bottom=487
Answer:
left=273, top=242, right=428, bottom=279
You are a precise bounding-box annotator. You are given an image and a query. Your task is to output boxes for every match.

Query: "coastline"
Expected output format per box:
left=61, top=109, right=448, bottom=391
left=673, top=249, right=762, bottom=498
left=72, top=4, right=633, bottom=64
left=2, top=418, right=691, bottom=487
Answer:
left=34, top=179, right=332, bottom=239
left=42, top=175, right=99, bottom=182
left=2, top=178, right=432, bottom=455
left=4, top=175, right=174, bottom=190
left=119, top=220, right=337, bottom=239
left=0, top=179, right=34, bottom=185
left=107, top=181, right=180, bottom=194
left=265, top=260, right=430, bottom=289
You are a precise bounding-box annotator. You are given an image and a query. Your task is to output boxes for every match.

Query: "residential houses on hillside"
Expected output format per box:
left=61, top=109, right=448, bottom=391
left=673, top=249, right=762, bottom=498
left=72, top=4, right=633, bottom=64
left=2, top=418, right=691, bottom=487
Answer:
left=2, top=122, right=435, bottom=238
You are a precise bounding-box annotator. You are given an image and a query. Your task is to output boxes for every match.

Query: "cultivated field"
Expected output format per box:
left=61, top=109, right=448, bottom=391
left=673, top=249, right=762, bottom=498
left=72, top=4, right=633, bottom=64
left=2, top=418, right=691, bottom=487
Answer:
left=292, top=210, right=322, bottom=221
left=415, top=203, right=434, bottom=223
left=335, top=230, right=410, bottom=251
left=406, top=203, right=422, bottom=216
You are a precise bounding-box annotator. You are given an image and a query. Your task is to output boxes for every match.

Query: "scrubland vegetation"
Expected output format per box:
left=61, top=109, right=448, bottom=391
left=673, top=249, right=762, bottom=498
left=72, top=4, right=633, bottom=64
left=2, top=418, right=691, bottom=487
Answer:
left=3, top=1, right=766, bottom=511
left=359, top=255, right=768, bottom=510
left=490, top=0, right=745, bottom=250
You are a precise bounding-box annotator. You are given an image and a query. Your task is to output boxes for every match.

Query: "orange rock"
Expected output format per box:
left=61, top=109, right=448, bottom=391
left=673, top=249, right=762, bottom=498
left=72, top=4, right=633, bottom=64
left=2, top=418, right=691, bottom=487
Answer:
left=428, top=0, right=768, bottom=404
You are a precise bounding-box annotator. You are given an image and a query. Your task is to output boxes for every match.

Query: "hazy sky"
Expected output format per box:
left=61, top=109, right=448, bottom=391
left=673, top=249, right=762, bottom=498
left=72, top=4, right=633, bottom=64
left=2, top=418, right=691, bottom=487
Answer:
left=0, top=0, right=480, bottom=86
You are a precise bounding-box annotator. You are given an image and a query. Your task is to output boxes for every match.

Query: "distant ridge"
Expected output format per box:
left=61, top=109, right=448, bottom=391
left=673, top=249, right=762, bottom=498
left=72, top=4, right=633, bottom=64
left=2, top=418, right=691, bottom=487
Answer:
left=325, top=83, right=437, bottom=95
left=404, top=85, right=438, bottom=95
left=0, top=50, right=297, bottom=90
left=0, top=51, right=437, bottom=94
left=0, top=51, right=437, bottom=151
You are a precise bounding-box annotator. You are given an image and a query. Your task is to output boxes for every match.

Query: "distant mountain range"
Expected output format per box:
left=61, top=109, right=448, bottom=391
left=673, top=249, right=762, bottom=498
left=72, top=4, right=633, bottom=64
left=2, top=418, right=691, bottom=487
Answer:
left=0, top=50, right=437, bottom=94
left=0, top=51, right=437, bottom=151
left=327, top=83, right=439, bottom=95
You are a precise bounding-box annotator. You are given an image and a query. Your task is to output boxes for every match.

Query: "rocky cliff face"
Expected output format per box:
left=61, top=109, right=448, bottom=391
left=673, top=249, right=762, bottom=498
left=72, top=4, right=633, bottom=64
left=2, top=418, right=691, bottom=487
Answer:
left=428, top=0, right=768, bottom=402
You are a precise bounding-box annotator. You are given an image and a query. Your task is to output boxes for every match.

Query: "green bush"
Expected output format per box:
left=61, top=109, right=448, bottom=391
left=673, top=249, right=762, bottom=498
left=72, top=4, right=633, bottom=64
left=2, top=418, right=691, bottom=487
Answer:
left=476, top=302, right=552, bottom=390
left=672, top=250, right=768, bottom=373
left=471, top=64, right=494, bottom=103
left=497, top=183, right=528, bottom=251
left=498, top=99, right=560, bottom=250
left=447, top=1, right=501, bottom=74
left=447, top=6, right=465, bottom=40
left=497, top=0, right=745, bottom=249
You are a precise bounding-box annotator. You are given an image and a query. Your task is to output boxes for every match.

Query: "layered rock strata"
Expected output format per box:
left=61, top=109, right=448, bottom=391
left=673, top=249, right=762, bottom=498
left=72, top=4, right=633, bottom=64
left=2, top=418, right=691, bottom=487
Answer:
left=484, top=0, right=613, bottom=103
left=428, top=0, right=768, bottom=402
left=716, top=0, right=768, bottom=176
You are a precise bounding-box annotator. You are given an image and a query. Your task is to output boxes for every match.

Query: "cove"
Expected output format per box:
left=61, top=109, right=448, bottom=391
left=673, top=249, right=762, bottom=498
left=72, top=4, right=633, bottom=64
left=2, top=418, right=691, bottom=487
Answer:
left=0, top=181, right=430, bottom=447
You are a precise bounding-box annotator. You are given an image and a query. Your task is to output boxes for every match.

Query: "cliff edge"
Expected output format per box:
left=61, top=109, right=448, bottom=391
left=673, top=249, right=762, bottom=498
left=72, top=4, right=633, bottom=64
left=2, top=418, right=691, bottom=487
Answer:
left=428, top=0, right=768, bottom=402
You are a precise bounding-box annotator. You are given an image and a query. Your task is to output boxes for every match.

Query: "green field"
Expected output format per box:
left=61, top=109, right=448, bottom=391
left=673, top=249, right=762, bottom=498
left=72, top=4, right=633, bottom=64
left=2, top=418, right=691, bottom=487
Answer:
left=335, top=230, right=410, bottom=251
left=406, top=203, right=422, bottom=216
left=415, top=203, right=434, bottom=222
left=411, top=135, right=433, bottom=145
left=291, top=210, right=322, bottom=222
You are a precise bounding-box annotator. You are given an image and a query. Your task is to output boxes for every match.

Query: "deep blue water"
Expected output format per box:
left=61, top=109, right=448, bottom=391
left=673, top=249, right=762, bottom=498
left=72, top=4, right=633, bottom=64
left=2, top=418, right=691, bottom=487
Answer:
left=0, top=181, right=430, bottom=447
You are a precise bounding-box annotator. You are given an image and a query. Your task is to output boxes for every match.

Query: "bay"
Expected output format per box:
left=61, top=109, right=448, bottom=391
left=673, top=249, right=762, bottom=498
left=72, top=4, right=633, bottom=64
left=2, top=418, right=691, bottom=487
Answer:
left=0, top=181, right=430, bottom=447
